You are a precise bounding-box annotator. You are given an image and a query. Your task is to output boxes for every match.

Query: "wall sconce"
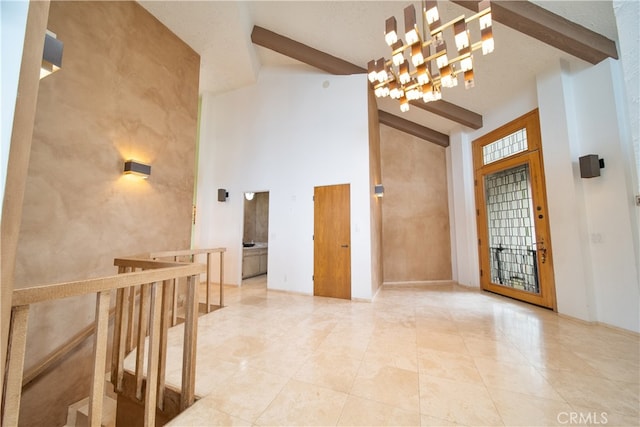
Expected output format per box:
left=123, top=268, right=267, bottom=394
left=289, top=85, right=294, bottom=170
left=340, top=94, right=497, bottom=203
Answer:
left=244, top=192, right=255, bottom=201
left=218, top=188, right=229, bottom=202
left=41, top=30, right=63, bottom=79
left=375, top=184, right=385, bottom=197
left=579, top=154, right=605, bottom=178
left=123, top=160, right=151, bottom=179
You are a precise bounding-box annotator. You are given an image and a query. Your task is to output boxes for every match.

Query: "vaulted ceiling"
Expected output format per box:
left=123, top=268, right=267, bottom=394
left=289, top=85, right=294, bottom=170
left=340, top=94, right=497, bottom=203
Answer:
left=138, top=1, right=619, bottom=140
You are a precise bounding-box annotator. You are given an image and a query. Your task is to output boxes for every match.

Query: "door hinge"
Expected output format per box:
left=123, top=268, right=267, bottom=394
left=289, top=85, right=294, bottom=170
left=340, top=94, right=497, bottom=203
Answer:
left=476, top=209, right=480, bottom=217
left=480, top=269, right=483, bottom=277
left=312, top=235, right=314, bottom=241
left=192, top=205, right=196, bottom=224
left=474, top=179, right=478, bottom=186
left=312, top=195, right=315, bottom=201
left=478, top=239, right=481, bottom=246
left=312, top=275, right=314, bottom=281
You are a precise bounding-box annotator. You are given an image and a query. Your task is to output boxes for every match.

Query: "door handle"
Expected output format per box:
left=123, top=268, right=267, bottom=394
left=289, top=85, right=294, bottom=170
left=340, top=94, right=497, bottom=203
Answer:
left=341, top=244, right=349, bottom=248
left=533, top=239, right=547, bottom=264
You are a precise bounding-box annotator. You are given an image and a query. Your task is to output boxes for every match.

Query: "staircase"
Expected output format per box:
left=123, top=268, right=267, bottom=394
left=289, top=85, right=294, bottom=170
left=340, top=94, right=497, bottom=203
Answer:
left=64, top=378, right=117, bottom=427
left=3, top=248, right=225, bottom=427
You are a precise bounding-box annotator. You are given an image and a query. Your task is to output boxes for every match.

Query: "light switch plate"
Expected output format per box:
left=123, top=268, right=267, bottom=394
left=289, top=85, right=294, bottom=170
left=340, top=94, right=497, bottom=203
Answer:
left=636, top=195, right=640, bottom=206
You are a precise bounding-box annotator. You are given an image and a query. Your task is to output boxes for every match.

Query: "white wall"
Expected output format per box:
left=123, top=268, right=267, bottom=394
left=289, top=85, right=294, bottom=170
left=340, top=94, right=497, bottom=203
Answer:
left=1, top=0, right=29, bottom=211
left=537, top=60, right=597, bottom=322
left=561, top=59, right=639, bottom=331
left=613, top=0, right=640, bottom=191
left=449, top=57, right=640, bottom=333
left=447, top=131, right=479, bottom=287
left=612, top=0, right=640, bottom=299
left=448, top=86, right=538, bottom=288
left=195, top=67, right=373, bottom=300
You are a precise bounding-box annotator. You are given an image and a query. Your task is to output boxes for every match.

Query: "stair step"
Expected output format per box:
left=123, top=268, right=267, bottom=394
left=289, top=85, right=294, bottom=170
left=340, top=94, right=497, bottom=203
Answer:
left=65, top=397, right=88, bottom=427
left=65, top=378, right=117, bottom=427
left=75, top=394, right=117, bottom=427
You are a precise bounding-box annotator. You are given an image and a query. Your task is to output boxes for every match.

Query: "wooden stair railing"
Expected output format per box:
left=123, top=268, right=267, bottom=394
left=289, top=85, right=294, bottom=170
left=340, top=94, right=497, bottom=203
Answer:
left=2, top=258, right=206, bottom=427
left=17, top=248, right=225, bottom=391
left=146, top=248, right=226, bottom=321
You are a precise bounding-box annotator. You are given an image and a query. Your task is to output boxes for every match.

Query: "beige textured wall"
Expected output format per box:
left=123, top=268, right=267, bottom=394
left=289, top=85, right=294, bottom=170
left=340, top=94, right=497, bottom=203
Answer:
left=15, top=1, right=199, bottom=425
left=380, top=124, right=452, bottom=282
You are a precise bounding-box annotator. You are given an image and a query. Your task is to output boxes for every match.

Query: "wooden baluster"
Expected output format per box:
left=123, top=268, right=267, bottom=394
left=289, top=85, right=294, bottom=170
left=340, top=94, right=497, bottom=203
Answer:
left=156, top=279, right=172, bottom=411
left=219, top=251, right=225, bottom=308
left=88, top=291, right=111, bottom=427
left=111, top=287, right=125, bottom=392
left=2, top=305, right=29, bottom=427
left=126, top=281, right=137, bottom=352
left=180, top=274, right=198, bottom=410
left=206, top=251, right=211, bottom=313
left=135, top=283, right=150, bottom=401
left=111, top=267, right=124, bottom=388
left=172, top=256, right=178, bottom=326
left=143, top=282, right=163, bottom=427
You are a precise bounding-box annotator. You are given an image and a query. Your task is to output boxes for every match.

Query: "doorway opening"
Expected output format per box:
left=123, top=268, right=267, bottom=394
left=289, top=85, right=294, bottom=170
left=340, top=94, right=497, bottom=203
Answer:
left=242, top=191, right=269, bottom=280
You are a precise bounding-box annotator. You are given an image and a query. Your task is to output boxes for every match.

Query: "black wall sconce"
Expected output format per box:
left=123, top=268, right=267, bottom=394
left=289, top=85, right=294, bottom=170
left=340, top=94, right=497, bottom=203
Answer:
left=218, top=188, right=229, bottom=202
left=123, top=160, right=151, bottom=179
left=41, top=30, right=63, bottom=79
left=579, top=154, right=605, bottom=178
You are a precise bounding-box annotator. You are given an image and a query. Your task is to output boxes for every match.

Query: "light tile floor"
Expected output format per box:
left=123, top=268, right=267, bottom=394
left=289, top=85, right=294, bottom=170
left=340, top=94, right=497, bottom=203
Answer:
left=163, top=276, right=639, bottom=426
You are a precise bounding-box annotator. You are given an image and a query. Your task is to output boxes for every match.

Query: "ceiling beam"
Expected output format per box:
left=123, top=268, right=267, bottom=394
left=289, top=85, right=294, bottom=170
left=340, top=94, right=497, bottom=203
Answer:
left=410, top=100, right=483, bottom=130
left=251, top=26, right=365, bottom=75
left=452, top=1, right=618, bottom=64
left=378, top=110, right=450, bottom=147
left=251, top=25, right=483, bottom=130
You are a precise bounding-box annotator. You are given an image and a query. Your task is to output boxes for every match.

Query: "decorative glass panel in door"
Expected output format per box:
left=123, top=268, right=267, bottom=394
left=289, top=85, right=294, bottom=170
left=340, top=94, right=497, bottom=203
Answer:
left=484, top=163, right=539, bottom=294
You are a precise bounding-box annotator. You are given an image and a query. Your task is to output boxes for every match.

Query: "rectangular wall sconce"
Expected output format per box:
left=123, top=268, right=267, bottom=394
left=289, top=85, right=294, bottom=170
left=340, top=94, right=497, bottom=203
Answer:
left=123, top=160, right=151, bottom=179
left=218, top=188, right=229, bottom=202
left=41, top=30, right=63, bottom=79
left=375, top=184, right=385, bottom=197
left=579, top=154, right=605, bottom=178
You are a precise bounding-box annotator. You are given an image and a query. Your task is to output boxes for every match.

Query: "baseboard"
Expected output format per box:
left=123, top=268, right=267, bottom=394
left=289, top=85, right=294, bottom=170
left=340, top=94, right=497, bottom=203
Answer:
left=383, top=280, right=457, bottom=287
left=266, top=287, right=312, bottom=297
left=557, top=313, right=640, bottom=337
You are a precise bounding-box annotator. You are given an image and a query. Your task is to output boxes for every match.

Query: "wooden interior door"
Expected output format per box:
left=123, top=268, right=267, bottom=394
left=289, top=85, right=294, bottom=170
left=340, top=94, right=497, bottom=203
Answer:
left=473, top=110, right=557, bottom=309
left=314, top=184, right=351, bottom=299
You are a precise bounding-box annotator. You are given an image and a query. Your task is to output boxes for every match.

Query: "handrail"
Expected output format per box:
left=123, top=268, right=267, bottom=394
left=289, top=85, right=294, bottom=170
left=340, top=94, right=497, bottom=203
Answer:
left=2, top=257, right=207, bottom=427
left=12, top=262, right=203, bottom=306
left=148, top=247, right=225, bottom=259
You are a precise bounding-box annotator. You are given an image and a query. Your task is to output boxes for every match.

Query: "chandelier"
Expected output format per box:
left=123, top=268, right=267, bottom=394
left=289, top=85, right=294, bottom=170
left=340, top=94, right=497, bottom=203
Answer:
left=368, top=0, right=494, bottom=112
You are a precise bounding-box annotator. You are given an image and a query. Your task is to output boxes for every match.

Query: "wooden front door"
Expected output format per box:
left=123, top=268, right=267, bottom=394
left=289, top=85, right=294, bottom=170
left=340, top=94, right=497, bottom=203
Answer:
left=314, top=184, right=351, bottom=300
left=473, top=110, right=557, bottom=309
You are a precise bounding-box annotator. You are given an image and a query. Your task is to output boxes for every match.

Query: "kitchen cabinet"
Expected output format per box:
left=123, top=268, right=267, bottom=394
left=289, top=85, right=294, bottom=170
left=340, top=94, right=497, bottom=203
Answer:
left=242, top=247, right=268, bottom=279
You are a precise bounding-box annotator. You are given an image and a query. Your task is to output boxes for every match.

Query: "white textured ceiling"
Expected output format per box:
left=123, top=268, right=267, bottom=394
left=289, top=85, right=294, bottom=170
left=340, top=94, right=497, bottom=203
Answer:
left=138, top=0, right=619, bottom=134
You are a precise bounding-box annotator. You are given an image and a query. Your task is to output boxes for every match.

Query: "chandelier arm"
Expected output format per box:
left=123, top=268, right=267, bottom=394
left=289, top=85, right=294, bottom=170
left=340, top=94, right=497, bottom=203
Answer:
left=428, top=14, right=466, bottom=37
left=465, top=7, right=492, bottom=24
